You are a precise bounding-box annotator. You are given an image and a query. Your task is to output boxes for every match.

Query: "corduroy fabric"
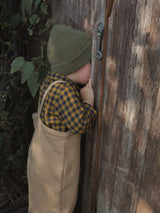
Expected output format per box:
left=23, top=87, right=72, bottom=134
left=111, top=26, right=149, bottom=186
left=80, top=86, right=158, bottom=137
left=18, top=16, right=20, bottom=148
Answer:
left=47, top=25, right=92, bottom=75
left=27, top=80, right=81, bottom=213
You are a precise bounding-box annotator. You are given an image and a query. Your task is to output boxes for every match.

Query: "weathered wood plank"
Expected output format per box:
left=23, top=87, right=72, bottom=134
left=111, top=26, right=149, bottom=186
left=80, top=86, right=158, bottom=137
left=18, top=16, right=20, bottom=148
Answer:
left=99, top=1, right=146, bottom=212
left=96, top=0, right=160, bottom=213
left=51, top=0, right=94, bottom=33
left=81, top=0, right=106, bottom=212
left=135, top=1, right=160, bottom=212
left=51, top=0, right=79, bottom=27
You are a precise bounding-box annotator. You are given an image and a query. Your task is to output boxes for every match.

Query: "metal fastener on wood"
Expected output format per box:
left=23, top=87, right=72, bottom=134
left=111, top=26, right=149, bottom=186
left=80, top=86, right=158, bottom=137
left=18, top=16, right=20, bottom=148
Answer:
left=94, top=22, right=104, bottom=60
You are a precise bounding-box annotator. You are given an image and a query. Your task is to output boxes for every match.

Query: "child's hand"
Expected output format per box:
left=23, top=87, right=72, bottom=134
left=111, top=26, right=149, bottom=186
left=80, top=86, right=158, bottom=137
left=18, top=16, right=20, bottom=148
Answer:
left=80, top=79, right=94, bottom=107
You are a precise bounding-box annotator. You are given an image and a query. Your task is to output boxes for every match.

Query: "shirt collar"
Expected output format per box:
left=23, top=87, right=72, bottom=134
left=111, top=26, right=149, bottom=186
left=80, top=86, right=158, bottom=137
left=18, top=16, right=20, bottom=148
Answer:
left=46, top=72, right=80, bottom=90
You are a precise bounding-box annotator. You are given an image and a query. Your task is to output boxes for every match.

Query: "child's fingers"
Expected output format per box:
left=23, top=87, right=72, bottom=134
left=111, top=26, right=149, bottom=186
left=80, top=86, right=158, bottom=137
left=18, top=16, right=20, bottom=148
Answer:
left=88, top=79, right=92, bottom=88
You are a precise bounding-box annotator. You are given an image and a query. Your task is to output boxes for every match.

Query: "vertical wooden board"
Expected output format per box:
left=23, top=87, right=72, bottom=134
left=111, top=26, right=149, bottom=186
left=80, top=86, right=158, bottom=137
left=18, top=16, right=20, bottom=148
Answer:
left=136, top=138, right=160, bottom=213
left=51, top=0, right=63, bottom=23
left=51, top=0, right=94, bottom=33
left=97, top=0, right=160, bottom=213
left=97, top=0, right=140, bottom=212
left=78, top=0, right=95, bottom=33
left=81, top=0, right=106, bottom=212
left=81, top=60, right=102, bottom=213
left=51, top=0, right=79, bottom=27
left=66, top=0, right=79, bottom=28
left=135, top=1, right=160, bottom=212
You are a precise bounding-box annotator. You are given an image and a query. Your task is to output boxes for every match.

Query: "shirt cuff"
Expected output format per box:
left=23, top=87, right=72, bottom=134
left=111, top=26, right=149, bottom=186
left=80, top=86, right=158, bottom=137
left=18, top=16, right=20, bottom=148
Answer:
left=83, top=102, right=97, bottom=116
left=83, top=102, right=93, bottom=107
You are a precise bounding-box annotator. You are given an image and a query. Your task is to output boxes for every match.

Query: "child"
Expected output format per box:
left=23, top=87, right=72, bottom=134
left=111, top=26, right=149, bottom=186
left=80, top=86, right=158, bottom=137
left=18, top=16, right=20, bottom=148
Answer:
left=27, top=25, right=96, bottom=213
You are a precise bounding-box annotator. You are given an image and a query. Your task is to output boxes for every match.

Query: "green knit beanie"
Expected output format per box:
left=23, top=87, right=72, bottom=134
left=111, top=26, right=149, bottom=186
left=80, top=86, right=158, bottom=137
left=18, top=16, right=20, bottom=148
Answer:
left=47, top=25, right=92, bottom=76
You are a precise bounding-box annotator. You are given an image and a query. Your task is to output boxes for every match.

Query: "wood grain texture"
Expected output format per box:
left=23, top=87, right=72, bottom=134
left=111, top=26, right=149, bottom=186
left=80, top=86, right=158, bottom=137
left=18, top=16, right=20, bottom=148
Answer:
left=51, top=0, right=94, bottom=34
left=81, top=0, right=106, bottom=212
left=95, top=0, right=160, bottom=213
left=50, top=0, right=160, bottom=212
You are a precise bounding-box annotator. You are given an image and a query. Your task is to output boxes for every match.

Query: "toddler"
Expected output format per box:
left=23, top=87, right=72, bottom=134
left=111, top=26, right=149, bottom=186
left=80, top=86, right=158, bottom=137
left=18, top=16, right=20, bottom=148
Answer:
left=27, top=24, right=96, bottom=213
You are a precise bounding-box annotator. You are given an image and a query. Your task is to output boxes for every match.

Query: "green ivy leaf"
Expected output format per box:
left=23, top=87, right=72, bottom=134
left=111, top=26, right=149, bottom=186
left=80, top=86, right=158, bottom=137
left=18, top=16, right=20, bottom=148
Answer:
left=10, top=13, right=20, bottom=29
left=29, top=14, right=40, bottom=25
left=27, top=72, right=40, bottom=97
left=35, top=0, right=41, bottom=9
left=40, top=2, right=48, bottom=15
left=11, top=57, right=25, bottom=73
left=28, top=27, right=33, bottom=36
left=22, top=0, right=33, bottom=15
left=21, top=61, right=34, bottom=84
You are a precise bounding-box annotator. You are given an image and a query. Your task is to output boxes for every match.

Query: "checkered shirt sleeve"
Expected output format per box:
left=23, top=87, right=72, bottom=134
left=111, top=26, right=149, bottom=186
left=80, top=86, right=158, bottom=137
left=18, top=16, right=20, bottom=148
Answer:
left=53, top=82, right=96, bottom=134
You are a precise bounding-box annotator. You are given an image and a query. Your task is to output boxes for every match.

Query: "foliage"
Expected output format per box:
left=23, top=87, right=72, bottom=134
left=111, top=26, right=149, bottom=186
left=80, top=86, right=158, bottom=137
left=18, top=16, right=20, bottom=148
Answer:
left=0, top=0, right=51, bottom=209
left=11, top=55, right=49, bottom=97
left=10, top=0, right=53, bottom=97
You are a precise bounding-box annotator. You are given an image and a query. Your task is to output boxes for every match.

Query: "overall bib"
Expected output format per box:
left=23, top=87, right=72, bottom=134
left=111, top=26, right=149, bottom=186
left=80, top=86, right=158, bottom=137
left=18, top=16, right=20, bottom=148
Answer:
left=27, top=80, right=81, bottom=213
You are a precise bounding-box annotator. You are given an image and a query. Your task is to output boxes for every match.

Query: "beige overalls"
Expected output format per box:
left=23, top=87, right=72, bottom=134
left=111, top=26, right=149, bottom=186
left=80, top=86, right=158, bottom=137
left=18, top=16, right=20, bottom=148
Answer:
left=27, top=80, right=81, bottom=213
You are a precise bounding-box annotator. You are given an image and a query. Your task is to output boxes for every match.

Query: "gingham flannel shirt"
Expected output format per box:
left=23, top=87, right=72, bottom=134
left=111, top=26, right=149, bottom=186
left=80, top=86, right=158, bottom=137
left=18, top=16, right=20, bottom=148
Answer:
left=39, top=72, right=96, bottom=134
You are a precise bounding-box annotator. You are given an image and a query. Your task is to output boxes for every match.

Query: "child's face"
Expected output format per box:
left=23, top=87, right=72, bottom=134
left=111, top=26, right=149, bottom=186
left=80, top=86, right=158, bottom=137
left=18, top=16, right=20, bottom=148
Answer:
left=67, top=62, right=91, bottom=85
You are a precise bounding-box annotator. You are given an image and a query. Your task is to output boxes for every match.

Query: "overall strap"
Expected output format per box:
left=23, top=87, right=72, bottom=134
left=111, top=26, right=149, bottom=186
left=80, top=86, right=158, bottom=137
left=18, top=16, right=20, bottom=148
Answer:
left=38, top=80, right=65, bottom=115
